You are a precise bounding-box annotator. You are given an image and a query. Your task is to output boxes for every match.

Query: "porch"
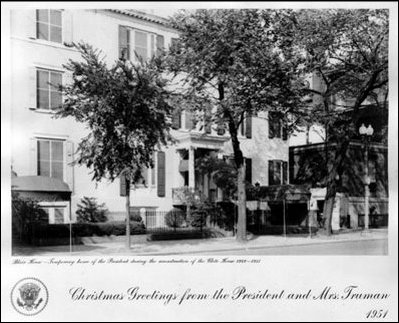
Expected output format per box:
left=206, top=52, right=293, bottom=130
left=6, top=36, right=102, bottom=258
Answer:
left=172, top=132, right=227, bottom=206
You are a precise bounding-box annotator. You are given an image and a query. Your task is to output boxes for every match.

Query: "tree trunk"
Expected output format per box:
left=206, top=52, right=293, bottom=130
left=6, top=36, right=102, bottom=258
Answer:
left=218, top=81, right=246, bottom=242
left=323, top=139, right=349, bottom=235
left=323, top=183, right=336, bottom=235
left=125, top=183, right=131, bottom=249
left=236, top=164, right=247, bottom=241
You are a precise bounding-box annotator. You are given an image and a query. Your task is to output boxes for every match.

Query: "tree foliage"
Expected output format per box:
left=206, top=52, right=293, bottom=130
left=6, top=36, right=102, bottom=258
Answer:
left=56, top=42, right=173, bottom=183
left=282, top=9, right=389, bottom=234
left=166, top=9, right=308, bottom=240
left=76, top=196, right=108, bottom=223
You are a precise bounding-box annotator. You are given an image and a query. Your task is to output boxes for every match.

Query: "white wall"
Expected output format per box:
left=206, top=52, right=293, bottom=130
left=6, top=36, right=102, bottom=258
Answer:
left=10, top=9, right=178, bottom=219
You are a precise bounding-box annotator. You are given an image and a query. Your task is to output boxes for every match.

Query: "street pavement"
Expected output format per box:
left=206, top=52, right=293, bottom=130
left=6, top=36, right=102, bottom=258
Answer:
left=203, top=238, right=388, bottom=255
left=13, top=229, right=388, bottom=256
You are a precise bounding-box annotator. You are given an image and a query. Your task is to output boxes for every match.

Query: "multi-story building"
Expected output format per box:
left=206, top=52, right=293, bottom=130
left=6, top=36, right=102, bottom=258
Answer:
left=9, top=9, right=290, bottom=223
left=288, top=71, right=389, bottom=231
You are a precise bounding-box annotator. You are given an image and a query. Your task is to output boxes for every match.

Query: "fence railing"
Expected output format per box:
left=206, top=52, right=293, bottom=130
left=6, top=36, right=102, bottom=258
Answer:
left=145, top=210, right=207, bottom=233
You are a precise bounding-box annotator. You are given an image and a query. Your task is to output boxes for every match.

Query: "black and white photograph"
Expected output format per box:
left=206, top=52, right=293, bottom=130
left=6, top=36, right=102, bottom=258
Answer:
left=1, top=1, right=398, bottom=322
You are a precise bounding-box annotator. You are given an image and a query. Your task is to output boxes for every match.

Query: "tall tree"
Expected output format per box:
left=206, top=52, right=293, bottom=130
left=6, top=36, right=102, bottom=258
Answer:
left=166, top=9, right=306, bottom=241
left=56, top=43, right=172, bottom=247
left=285, top=9, right=389, bottom=234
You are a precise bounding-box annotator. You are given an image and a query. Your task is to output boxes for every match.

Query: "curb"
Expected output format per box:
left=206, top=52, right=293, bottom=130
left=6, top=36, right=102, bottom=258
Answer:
left=130, top=236, right=388, bottom=256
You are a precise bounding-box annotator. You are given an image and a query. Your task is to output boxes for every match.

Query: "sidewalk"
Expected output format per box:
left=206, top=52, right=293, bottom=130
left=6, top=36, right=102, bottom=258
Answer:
left=13, top=229, right=388, bottom=256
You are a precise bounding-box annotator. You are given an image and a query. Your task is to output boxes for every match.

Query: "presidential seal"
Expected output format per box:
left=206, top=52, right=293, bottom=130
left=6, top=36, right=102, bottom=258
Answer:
left=11, top=278, right=48, bottom=316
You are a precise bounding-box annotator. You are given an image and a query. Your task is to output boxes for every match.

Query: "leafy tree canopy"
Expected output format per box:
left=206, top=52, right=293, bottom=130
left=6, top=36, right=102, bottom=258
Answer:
left=56, top=43, right=173, bottom=183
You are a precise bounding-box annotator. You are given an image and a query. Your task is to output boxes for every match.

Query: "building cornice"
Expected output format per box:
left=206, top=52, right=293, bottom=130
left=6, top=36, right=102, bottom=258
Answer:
left=107, top=9, right=173, bottom=29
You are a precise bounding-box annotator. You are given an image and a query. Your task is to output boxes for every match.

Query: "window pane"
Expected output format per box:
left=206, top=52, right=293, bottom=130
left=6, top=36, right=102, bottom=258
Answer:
left=135, top=31, right=147, bottom=47
left=50, top=91, right=62, bottom=109
left=119, top=46, right=129, bottom=60
left=50, top=26, right=62, bottom=43
left=119, top=26, right=129, bottom=46
left=54, top=208, right=65, bottom=224
left=138, top=167, right=148, bottom=185
left=36, top=9, right=48, bottom=23
left=38, top=140, right=50, bottom=160
left=37, top=22, right=49, bottom=40
left=52, top=161, right=64, bottom=180
left=37, top=89, right=49, bottom=109
left=274, top=161, right=282, bottom=185
left=38, top=140, right=50, bottom=177
left=50, top=10, right=62, bottom=26
left=135, top=31, right=147, bottom=60
left=50, top=72, right=62, bottom=90
left=37, top=70, right=49, bottom=89
left=51, top=141, right=63, bottom=161
left=135, top=47, right=147, bottom=60
left=38, top=160, right=50, bottom=177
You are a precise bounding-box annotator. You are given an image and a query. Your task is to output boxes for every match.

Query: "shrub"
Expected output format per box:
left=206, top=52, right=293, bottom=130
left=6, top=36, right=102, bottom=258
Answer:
left=28, top=221, right=146, bottom=243
left=129, top=211, right=143, bottom=222
left=165, top=208, right=186, bottom=229
left=190, top=210, right=207, bottom=228
left=76, top=197, right=108, bottom=223
left=211, top=202, right=236, bottom=231
left=12, top=192, right=48, bottom=243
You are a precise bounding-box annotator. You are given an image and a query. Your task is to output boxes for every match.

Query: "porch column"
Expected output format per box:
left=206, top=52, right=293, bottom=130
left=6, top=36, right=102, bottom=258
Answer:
left=189, top=146, right=195, bottom=189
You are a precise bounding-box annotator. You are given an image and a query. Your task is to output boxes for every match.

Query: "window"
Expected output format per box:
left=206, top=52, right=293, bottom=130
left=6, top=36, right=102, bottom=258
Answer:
left=245, top=158, right=252, bottom=184
left=137, top=153, right=157, bottom=187
left=39, top=202, right=70, bottom=224
left=269, top=160, right=288, bottom=185
left=118, top=26, right=164, bottom=61
left=239, top=113, right=252, bottom=138
left=136, top=167, right=149, bottom=186
left=54, top=208, right=65, bottom=224
left=37, top=69, right=62, bottom=110
left=171, top=109, right=182, bottom=130
left=119, top=26, right=130, bottom=60
left=135, top=30, right=148, bottom=60
left=269, top=112, right=287, bottom=140
left=36, top=9, right=62, bottom=43
left=37, top=139, right=64, bottom=180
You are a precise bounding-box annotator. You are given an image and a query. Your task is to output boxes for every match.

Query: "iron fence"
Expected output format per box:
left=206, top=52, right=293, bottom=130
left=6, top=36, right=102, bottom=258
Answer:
left=144, top=210, right=206, bottom=234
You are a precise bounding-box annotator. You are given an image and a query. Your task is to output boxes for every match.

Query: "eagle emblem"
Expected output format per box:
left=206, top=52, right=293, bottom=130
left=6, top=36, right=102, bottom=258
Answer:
left=17, top=282, right=43, bottom=311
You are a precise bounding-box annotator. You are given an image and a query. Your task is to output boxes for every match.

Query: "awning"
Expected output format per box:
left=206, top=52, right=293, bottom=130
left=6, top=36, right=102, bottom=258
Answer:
left=247, top=185, right=311, bottom=202
left=12, top=176, right=71, bottom=192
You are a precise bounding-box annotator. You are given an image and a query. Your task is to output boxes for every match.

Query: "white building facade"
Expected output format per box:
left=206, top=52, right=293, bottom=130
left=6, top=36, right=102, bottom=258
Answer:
left=9, top=9, right=289, bottom=223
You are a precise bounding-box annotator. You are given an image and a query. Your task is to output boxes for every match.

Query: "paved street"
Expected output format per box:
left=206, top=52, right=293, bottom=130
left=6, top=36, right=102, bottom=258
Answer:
left=200, top=238, right=388, bottom=255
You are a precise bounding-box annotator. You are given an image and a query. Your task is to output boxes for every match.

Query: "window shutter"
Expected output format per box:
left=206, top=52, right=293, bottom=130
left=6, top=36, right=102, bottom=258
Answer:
left=171, top=109, right=181, bottom=129
left=28, top=66, right=37, bottom=110
left=185, top=111, right=194, bottom=130
left=268, top=112, right=275, bottom=139
left=283, top=161, right=288, bottom=184
left=65, top=141, right=74, bottom=192
left=156, top=34, right=164, bottom=56
left=30, top=138, right=38, bottom=175
left=268, top=160, right=274, bottom=185
left=245, top=115, right=252, bottom=138
left=282, top=124, right=288, bottom=141
left=245, top=158, right=252, bottom=184
left=157, top=151, right=166, bottom=197
left=62, top=10, right=73, bottom=44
